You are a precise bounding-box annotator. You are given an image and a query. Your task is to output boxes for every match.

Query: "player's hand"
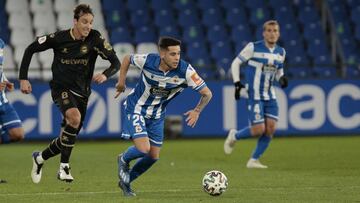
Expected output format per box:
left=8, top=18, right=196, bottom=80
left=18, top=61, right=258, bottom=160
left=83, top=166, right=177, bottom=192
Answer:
left=234, top=82, right=245, bottom=100
left=279, top=76, right=288, bottom=89
left=114, top=81, right=126, bottom=98
left=20, top=80, right=32, bottom=94
left=93, top=73, right=107, bottom=84
left=184, top=109, right=200, bottom=128
left=0, top=82, right=6, bottom=91
left=5, top=81, right=14, bottom=92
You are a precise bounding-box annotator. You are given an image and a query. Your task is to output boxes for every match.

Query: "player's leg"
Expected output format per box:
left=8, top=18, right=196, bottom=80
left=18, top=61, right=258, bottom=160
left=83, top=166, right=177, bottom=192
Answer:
left=129, top=117, right=163, bottom=183
left=118, top=113, right=149, bottom=196
left=224, top=99, right=263, bottom=154
left=56, top=107, right=81, bottom=182
left=119, top=137, right=149, bottom=182
left=247, top=100, right=278, bottom=168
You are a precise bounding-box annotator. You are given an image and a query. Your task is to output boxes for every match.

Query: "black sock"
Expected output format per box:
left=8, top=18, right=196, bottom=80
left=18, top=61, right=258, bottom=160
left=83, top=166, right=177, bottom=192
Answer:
left=41, top=137, right=62, bottom=160
left=60, top=125, right=78, bottom=163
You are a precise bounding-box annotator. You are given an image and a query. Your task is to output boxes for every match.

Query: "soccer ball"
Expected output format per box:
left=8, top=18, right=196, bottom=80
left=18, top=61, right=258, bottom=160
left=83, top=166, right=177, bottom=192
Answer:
left=202, top=170, right=228, bottom=196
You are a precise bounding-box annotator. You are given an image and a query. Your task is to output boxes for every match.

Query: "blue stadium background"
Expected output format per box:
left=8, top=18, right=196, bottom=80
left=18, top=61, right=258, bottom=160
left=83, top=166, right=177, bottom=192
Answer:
left=0, top=0, right=359, bottom=139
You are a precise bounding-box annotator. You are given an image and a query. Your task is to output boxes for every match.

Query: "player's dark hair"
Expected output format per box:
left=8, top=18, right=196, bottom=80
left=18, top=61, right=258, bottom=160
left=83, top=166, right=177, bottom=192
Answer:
left=158, top=36, right=181, bottom=50
left=73, top=4, right=94, bottom=20
left=263, top=20, right=280, bottom=31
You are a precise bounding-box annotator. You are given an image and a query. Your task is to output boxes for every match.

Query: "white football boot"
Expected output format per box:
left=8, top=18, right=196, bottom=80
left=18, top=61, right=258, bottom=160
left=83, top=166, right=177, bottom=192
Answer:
left=31, top=151, right=44, bottom=184
left=224, top=129, right=237, bottom=154
left=246, top=158, right=268, bottom=169
left=57, top=163, right=74, bottom=182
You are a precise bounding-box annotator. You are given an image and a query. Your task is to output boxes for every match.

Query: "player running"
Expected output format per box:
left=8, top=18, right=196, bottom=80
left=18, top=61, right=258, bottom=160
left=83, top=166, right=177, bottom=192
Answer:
left=224, top=20, right=288, bottom=168
left=115, top=36, right=212, bottom=196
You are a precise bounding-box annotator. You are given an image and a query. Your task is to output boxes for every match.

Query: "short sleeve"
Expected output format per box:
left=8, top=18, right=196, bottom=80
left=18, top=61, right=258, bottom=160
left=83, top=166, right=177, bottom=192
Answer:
left=130, top=54, right=148, bottom=70
left=185, top=64, right=206, bottom=91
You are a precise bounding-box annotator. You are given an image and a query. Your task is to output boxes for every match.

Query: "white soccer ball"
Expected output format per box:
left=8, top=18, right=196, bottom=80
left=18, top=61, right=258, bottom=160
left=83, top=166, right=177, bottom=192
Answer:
left=202, top=170, right=228, bottom=196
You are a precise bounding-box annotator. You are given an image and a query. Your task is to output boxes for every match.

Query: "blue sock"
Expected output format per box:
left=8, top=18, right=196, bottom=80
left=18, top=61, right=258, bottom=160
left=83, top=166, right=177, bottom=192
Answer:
left=122, top=146, right=147, bottom=163
left=0, top=132, right=10, bottom=144
left=129, top=155, right=158, bottom=183
left=251, top=135, right=272, bottom=159
left=235, top=127, right=252, bottom=140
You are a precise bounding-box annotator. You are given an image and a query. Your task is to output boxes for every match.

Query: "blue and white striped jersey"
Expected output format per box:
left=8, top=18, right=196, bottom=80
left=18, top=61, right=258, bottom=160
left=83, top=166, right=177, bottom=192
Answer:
left=237, top=40, right=286, bottom=100
left=0, top=38, right=9, bottom=105
left=125, top=53, right=207, bottom=119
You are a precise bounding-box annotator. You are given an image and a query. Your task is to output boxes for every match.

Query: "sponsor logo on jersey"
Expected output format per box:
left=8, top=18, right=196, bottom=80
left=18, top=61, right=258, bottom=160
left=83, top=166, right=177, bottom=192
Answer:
left=60, top=58, right=89, bottom=66
left=262, top=65, right=277, bottom=73
left=150, top=87, right=171, bottom=97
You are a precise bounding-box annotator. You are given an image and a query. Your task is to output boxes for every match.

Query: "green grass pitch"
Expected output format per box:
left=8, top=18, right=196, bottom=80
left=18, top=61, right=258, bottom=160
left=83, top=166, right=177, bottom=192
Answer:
left=1, top=136, right=360, bottom=202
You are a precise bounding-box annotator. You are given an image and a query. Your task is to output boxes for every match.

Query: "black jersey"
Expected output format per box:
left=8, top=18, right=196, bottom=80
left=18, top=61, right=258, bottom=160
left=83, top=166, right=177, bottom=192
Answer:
left=19, top=29, right=120, bottom=97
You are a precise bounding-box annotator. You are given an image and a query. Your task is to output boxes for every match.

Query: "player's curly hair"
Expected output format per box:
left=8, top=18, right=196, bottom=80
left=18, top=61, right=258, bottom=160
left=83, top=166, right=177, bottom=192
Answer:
left=73, top=4, right=94, bottom=20
left=158, top=36, right=181, bottom=50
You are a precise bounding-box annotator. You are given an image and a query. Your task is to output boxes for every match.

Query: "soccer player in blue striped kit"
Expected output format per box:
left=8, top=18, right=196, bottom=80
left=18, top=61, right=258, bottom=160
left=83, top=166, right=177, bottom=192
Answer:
left=0, top=38, right=25, bottom=183
left=224, top=20, right=288, bottom=168
left=114, top=36, right=212, bottom=196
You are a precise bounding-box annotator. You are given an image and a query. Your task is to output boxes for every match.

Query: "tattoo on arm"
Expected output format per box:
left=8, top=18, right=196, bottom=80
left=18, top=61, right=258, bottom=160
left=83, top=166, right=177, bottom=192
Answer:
left=195, top=90, right=212, bottom=113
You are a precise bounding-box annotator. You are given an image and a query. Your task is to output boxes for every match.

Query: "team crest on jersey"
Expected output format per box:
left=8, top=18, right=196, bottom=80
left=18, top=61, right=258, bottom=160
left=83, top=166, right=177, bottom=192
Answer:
left=135, top=125, right=143, bottom=133
left=38, top=36, right=47, bottom=44
left=103, top=41, right=113, bottom=51
left=255, top=113, right=261, bottom=120
left=80, top=45, right=88, bottom=54
left=49, top=33, right=55, bottom=38
left=172, top=76, right=180, bottom=83
left=190, top=73, right=203, bottom=85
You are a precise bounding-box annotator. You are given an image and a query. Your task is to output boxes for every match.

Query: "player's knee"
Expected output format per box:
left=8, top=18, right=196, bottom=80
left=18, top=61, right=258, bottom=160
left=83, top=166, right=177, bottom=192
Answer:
left=265, top=126, right=276, bottom=136
left=148, top=151, right=160, bottom=159
left=65, top=110, right=81, bottom=128
left=137, top=145, right=150, bottom=154
left=250, top=125, right=265, bottom=137
left=9, top=128, right=25, bottom=142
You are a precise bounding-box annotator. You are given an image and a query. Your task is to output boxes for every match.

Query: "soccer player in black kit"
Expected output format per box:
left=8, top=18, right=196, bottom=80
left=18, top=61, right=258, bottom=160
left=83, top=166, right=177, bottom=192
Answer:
left=19, top=4, right=120, bottom=183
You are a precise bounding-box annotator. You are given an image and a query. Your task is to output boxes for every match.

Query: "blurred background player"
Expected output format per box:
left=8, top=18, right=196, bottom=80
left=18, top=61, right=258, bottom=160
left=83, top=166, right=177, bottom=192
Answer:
left=115, top=36, right=212, bottom=196
left=18, top=4, right=120, bottom=183
left=0, top=37, right=25, bottom=183
left=0, top=38, right=24, bottom=144
left=224, top=20, right=288, bottom=169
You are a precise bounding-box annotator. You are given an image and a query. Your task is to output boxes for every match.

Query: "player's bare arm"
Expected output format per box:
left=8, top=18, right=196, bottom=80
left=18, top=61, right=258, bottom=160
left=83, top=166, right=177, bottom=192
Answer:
left=184, top=86, right=212, bottom=128
left=115, top=55, right=131, bottom=98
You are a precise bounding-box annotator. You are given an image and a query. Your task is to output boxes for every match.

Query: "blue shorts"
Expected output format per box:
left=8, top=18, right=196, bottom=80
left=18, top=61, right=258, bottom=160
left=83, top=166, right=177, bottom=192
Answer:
left=247, top=99, right=278, bottom=125
left=121, top=111, right=164, bottom=147
left=0, top=103, right=22, bottom=133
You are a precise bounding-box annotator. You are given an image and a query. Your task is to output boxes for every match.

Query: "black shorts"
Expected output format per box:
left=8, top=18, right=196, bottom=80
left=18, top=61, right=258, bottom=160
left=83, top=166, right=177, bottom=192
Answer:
left=51, top=88, right=88, bottom=126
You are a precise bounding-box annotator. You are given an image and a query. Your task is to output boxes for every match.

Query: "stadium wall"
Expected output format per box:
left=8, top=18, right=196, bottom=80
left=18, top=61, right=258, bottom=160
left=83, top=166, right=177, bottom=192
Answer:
left=7, top=79, right=360, bottom=140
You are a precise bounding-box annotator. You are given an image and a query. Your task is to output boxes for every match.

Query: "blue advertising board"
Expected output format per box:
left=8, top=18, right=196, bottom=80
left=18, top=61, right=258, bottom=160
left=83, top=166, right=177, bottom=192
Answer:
left=7, top=79, right=360, bottom=140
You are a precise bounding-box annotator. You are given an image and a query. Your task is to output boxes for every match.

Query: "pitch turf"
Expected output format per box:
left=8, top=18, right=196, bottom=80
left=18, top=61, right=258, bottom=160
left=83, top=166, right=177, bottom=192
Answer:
left=0, top=136, right=360, bottom=203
